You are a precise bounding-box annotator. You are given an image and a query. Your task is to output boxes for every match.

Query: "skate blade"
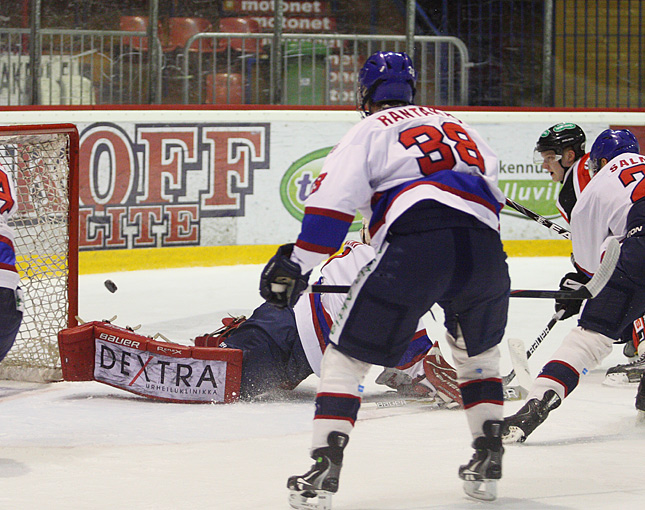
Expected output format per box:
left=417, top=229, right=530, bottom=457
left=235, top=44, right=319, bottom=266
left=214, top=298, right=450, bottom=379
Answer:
left=637, top=410, right=645, bottom=424
left=603, top=373, right=633, bottom=386
left=501, top=426, right=526, bottom=444
left=463, top=479, right=497, bottom=501
left=288, top=491, right=332, bottom=510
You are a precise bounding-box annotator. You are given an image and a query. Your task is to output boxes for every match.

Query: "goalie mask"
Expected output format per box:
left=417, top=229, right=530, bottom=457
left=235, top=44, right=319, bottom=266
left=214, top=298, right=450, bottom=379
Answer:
left=533, top=123, right=586, bottom=166
left=589, top=128, right=640, bottom=175
left=357, top=51, right=416, bottom=117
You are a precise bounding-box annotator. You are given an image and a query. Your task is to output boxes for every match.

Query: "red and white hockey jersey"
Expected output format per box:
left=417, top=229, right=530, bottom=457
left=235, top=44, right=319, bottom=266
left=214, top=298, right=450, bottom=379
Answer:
left=291, top=105, right=504, bottom=274
left=570, top=152, right=645, bottom=274
left=294, top=241, right=430, bottom=375
left=0, top=163, right=19, bottom=290
left=556, top=153, right=592, bottom=223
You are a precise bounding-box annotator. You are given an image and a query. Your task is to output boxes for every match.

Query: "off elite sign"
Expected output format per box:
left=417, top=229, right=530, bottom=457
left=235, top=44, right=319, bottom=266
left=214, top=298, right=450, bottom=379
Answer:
left=78, top=122, right=270, bottom=249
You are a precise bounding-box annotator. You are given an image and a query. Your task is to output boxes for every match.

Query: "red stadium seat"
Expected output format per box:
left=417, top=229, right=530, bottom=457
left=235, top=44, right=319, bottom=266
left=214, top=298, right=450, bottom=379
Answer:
left=120, top=16, right=152, bottom=51
left=205, top=73, right=243, bottom=104
left=217, top=17, right=262, bottom=54
left=120, top=16, right=173, bottom=52
left=168, top=17, right=215, bottom=53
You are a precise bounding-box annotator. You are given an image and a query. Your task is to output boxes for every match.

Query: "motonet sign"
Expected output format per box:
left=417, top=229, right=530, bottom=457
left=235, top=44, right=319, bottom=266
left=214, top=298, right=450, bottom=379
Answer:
left=78, top=123, right=270, bottom=249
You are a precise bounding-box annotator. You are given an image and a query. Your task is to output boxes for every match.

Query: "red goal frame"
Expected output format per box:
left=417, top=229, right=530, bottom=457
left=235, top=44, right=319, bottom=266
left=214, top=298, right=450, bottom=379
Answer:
left=0, top=123, right=79, bottom=329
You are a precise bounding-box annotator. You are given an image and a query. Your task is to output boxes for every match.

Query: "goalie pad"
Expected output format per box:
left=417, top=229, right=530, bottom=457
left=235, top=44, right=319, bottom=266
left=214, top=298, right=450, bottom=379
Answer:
left=622, top=315, right=645, bottom=357
left=58, top=321, right=243, bottom=404
left=194, top=315, right=247, bottom=347
left=423, top=341, right=463, bottom=407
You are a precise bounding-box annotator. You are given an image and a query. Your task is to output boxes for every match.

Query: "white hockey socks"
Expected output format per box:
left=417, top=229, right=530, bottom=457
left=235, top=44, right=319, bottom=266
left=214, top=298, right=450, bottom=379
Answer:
left=446, top=330, right=503, bottom=438
left=311, top=344, right=371, bottom=450
left=528, top=326, right=614, bottom=401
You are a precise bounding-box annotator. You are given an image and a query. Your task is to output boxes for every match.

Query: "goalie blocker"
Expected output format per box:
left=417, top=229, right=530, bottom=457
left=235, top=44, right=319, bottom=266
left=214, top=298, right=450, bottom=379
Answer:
left=58, top=321, right=242, bottom=404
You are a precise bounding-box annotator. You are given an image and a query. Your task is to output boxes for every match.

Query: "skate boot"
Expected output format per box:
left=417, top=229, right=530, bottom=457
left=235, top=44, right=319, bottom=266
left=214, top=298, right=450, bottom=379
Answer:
left=459, top=420, right=504, bottom=501
left=604, top=349, right=645, bottom=386
left=287, top=431, right=349, bottom=510
left=623, top=340, right=638, bottom=359
left=501, top=389, right=561, bottom=444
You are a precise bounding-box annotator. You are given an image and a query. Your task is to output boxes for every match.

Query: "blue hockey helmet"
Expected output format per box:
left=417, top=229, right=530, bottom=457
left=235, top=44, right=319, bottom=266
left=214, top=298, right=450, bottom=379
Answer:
left=358, top=51, right=416, bottom=116
left=589, top=128, right=640, bottom=174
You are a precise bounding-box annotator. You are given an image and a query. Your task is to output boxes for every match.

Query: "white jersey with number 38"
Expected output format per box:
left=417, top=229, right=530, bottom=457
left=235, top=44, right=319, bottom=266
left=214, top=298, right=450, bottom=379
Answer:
left=291, top=105, right=504, bottom=274
left=571, top=152, right=645, bottom=274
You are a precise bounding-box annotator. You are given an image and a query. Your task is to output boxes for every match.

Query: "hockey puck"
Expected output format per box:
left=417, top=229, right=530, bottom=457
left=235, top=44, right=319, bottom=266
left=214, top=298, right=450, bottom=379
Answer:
left=104, top=279, right=118, bottom=293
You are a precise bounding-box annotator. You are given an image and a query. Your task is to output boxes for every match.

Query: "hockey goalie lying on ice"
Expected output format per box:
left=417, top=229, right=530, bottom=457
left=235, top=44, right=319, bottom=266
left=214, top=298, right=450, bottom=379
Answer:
left=58, top=241, right=462, bottom=406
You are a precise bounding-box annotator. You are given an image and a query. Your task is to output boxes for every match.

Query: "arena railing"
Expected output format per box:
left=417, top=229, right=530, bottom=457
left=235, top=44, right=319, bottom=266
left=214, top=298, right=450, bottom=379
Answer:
left=179, top=33, right=471, bottom=107
left=0, top=27, right=163, bottom=106
left=0, top=28, right=470, bottom=107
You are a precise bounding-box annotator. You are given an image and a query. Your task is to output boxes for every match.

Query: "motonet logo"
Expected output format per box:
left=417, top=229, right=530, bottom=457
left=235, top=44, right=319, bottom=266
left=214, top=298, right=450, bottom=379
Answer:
left=280, top=147, right=361, bottom=231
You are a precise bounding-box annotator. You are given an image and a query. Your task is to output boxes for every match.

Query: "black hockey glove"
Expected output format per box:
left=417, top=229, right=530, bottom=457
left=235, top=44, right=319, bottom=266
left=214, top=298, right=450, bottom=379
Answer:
left=555, top=271, right=591, bottom=320
left=259, top=243, right=310, bottom=308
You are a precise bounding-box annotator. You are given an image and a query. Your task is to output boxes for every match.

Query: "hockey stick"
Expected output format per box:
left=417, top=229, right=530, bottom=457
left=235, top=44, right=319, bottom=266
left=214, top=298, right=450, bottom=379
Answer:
left=362, top=396, right=453, bottom=412
left=503, top=385, right=527, bottom=402
left=502, top=308, right=565, bottom=386
left=309, top=238, right=619, bottom=298
left=502, top=240, right=618, bottom=386
left=509, top=237, right=619, bottom=300
left=505, top=197, right=571, bottom=240
left=507, top=337, right=533, bottom=390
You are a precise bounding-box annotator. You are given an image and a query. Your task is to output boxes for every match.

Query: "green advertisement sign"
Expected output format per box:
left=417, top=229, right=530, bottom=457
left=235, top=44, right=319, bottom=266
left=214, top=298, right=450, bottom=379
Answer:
left=500, top=179, right=562, bottom=219
left=280, top=147, right=363, bottom=231
left=281, top=148, right=562, bottom=225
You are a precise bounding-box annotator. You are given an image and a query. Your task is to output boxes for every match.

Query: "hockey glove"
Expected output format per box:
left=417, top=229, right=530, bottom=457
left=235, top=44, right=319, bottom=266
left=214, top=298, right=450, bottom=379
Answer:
left=555, top=271, right=591, bottom=320
left=259, top=243, right=310, bottom=308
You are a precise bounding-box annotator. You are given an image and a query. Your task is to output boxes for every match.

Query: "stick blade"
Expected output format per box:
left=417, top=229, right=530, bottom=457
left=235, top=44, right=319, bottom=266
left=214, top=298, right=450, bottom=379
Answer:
left=507, top=337, right=533, bottom=391
left=503, top=385, right=528, bottom=401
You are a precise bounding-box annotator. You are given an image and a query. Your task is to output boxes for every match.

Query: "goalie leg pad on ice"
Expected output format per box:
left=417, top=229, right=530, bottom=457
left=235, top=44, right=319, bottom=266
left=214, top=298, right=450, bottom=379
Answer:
left=194, top=316, right=247, bottom=347
left=58, top=321, right=243, bottom=403
left=423, top=341, right=463, bottom=407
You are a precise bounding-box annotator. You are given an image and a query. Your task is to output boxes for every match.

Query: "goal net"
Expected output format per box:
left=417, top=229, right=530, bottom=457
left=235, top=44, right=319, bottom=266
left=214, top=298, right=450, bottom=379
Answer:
left=0, top=124, right=79, bottom=382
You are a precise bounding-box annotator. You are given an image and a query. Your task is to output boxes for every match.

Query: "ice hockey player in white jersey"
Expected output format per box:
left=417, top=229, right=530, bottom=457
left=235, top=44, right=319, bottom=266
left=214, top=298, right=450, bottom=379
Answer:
left=503, top=128, right=645, bottom=443
left=0, top=163, right=23, bottom=363
left=533, top=123, right=645, bottom=373
left=197, top=239, right=460, bottom=405
left=259, top=51, right=510, bottom=506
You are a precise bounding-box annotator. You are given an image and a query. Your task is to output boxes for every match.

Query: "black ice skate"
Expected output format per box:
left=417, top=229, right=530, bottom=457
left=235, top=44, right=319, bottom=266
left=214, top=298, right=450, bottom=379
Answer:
left=459, top=420, right=504, bottom=501
left=287, top=431, right=349, bottom=510
left=604, top=350, right=645, bottom=386
left=636, top=372, right=645, bottom=417
left=502, top=389, right=561, bottom=443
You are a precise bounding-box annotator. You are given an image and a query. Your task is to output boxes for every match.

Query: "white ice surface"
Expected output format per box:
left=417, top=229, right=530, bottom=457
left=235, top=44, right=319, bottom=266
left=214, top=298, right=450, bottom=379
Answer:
left=2, top=257, right=645, bottom=509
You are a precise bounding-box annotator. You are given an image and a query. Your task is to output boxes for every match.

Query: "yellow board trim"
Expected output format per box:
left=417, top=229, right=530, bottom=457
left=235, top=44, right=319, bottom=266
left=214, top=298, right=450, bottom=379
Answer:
left=504, top=239, right=572, bottom=257
left=78, top=240, right=572, bottom=275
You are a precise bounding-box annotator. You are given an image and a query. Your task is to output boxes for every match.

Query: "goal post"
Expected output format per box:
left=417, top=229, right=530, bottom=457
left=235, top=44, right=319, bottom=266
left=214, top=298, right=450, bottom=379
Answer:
left=0, top=124, right=79, bottom=382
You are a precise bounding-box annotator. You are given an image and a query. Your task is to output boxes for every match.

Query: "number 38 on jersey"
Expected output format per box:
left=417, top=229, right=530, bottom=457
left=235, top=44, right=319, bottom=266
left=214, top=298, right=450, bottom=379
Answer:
left=398, top=121, right=486, bottom=176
